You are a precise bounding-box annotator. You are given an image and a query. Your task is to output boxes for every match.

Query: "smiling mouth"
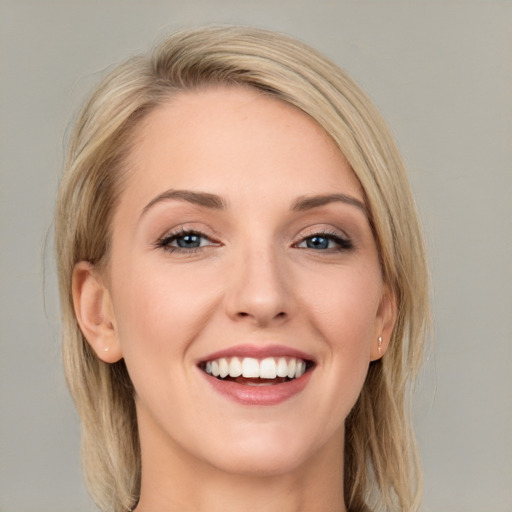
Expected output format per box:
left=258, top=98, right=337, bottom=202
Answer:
left=199, top=356, right=314, bottom=386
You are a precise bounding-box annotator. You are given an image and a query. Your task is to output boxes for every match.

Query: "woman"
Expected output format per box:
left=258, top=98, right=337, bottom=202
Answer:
left=55, top=26, right=430, bottom=512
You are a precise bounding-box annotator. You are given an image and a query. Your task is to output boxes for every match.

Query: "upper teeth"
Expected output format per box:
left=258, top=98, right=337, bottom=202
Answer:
left=204, top=357, right=307, bottom=379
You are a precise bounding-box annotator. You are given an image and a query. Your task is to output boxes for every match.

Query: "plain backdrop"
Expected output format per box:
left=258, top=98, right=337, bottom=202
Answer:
left=1, top=1, right=511, bottom=511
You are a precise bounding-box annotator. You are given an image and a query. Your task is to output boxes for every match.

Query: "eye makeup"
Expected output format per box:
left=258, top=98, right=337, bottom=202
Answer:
left=154, top=225, right=354, bottom=258
left=295, top=230, right=353, bottom=251
left=155, top=227, right=220, bottom=254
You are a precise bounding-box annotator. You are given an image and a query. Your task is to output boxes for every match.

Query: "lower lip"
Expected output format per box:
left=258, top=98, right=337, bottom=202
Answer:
left=200, top=369, right=314, bottom=406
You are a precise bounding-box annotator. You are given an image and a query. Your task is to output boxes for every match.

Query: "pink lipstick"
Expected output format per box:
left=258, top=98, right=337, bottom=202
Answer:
left=197, top=344, right=315, bottom=405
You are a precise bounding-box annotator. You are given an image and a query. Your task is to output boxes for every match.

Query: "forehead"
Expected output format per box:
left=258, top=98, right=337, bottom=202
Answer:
left=122, top=85, right=363, bottom=208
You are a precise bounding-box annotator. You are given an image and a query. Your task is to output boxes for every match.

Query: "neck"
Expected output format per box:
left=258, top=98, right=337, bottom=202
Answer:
left=134, top=415, right=346, bottom=512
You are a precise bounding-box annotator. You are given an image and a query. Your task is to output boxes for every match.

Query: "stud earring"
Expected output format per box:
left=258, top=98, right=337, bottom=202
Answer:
left=104, top=347, right=109, bottom=352
left=378, top=336, right=383, bottom=356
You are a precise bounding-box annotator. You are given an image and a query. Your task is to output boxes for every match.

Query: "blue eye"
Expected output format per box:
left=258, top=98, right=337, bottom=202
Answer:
left=174, top=233, right=204, bottom=248
left=304, top=236, right=331, bottom=250
left=297, top=233, right=352, bottom=251
left=157, top=230, right=214, bottom=252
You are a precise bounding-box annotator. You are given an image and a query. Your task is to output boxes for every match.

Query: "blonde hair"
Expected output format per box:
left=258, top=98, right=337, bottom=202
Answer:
left=55, top=26, right=430, bottom=512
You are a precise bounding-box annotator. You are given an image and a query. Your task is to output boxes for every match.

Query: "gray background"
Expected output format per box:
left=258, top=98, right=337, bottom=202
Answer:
left=1, top=1, right=511, bottom=511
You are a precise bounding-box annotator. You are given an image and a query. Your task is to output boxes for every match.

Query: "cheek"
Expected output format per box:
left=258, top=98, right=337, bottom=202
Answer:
left=109, top=263, right=212, bottom=415
left=301, top=265, right=382, bottom=345
left=314, top=275, right=380, bottom=388
left=278, top=266, right=383, bottom=445
left=111, top=261, right=220, bottom=361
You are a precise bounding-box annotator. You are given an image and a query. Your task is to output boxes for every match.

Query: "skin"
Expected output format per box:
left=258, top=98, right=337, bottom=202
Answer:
left=73, top=86, right=396, bottom=512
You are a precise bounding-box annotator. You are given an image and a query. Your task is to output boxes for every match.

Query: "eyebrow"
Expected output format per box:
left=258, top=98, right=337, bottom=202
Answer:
left=141, top=189, right=226, bottom=217
left=291, top=193, right=367, bottom=216
left=141, top=189, right=367, bottom=218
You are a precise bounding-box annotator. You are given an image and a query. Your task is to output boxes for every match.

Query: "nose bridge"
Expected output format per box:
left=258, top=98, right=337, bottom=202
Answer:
left=225, top=237, right=293, bottom=326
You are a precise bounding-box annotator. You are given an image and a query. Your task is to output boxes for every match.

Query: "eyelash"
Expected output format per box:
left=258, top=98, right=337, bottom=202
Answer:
left=155, top=229, right=353, bottom=254
left=156, top=229, right=217, bottom=254
left=295, top=230, right=353, bottom=252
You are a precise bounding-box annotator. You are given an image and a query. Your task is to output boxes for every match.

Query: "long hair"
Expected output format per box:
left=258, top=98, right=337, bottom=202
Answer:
left=55, top=26, right=430, bottom=512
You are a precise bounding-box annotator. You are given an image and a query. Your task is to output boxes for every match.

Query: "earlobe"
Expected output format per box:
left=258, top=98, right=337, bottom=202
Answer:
left=370, top=285, right=398, bottom=361
left=72, top=262, right=123, bottom=363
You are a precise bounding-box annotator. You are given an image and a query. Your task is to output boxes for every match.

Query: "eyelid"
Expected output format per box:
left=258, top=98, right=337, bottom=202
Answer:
left=157, top=221, right=221, bottom=241
left=293, top=226, right=354, bottom=251
left=295, top=223, right=351, bottom=241
left=155, top=225, right=221, bottom=253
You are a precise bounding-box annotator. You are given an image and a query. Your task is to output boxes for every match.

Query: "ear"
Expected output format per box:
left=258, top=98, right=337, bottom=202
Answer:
left=370, top=284, right=397, bottom=362
left=72, top=261, right=123, bottom=363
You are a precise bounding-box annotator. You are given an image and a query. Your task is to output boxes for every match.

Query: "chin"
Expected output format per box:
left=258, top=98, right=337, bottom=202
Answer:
left=198, top=425, right=338, bottom=478
left=209, top=447, right=309, bottom=477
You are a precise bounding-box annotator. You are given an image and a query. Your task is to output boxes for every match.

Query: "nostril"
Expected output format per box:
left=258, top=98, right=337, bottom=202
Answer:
left=232, top=309, right=289, bottom=324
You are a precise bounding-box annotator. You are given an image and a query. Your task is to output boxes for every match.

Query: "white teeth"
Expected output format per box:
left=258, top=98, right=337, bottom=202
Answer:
left=260, top=358, right=277, bottom=379
left=203, top=356, right=310, bottom=381
left=276, top=357, right=288, bottom=378
left=287, top=358, right=296, bottom=378
left=219, top=358, right=229, bottom=378
left=229, top=357, right=242, bottom=377
left=242, top=357, right=260, bottom=378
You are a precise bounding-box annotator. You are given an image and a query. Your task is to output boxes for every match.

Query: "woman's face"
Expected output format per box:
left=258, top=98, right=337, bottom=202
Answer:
left=95, top=86, right=394, bottom=476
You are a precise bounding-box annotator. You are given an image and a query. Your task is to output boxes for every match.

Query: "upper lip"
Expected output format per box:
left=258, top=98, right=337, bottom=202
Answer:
left=198, top=344, right=316, bottom=363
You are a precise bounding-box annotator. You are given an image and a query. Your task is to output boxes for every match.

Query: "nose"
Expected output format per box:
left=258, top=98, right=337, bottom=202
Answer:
left=224, top=245, right=294, bottom=327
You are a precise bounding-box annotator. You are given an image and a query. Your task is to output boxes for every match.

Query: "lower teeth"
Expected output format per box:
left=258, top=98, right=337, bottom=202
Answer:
left=221, top=376, right=291, bottom=385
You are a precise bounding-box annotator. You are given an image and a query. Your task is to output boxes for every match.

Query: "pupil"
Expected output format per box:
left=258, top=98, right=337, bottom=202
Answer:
left=307, top=236, right=328, bottom=249
left=177, top=234, right=200, bottom=248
